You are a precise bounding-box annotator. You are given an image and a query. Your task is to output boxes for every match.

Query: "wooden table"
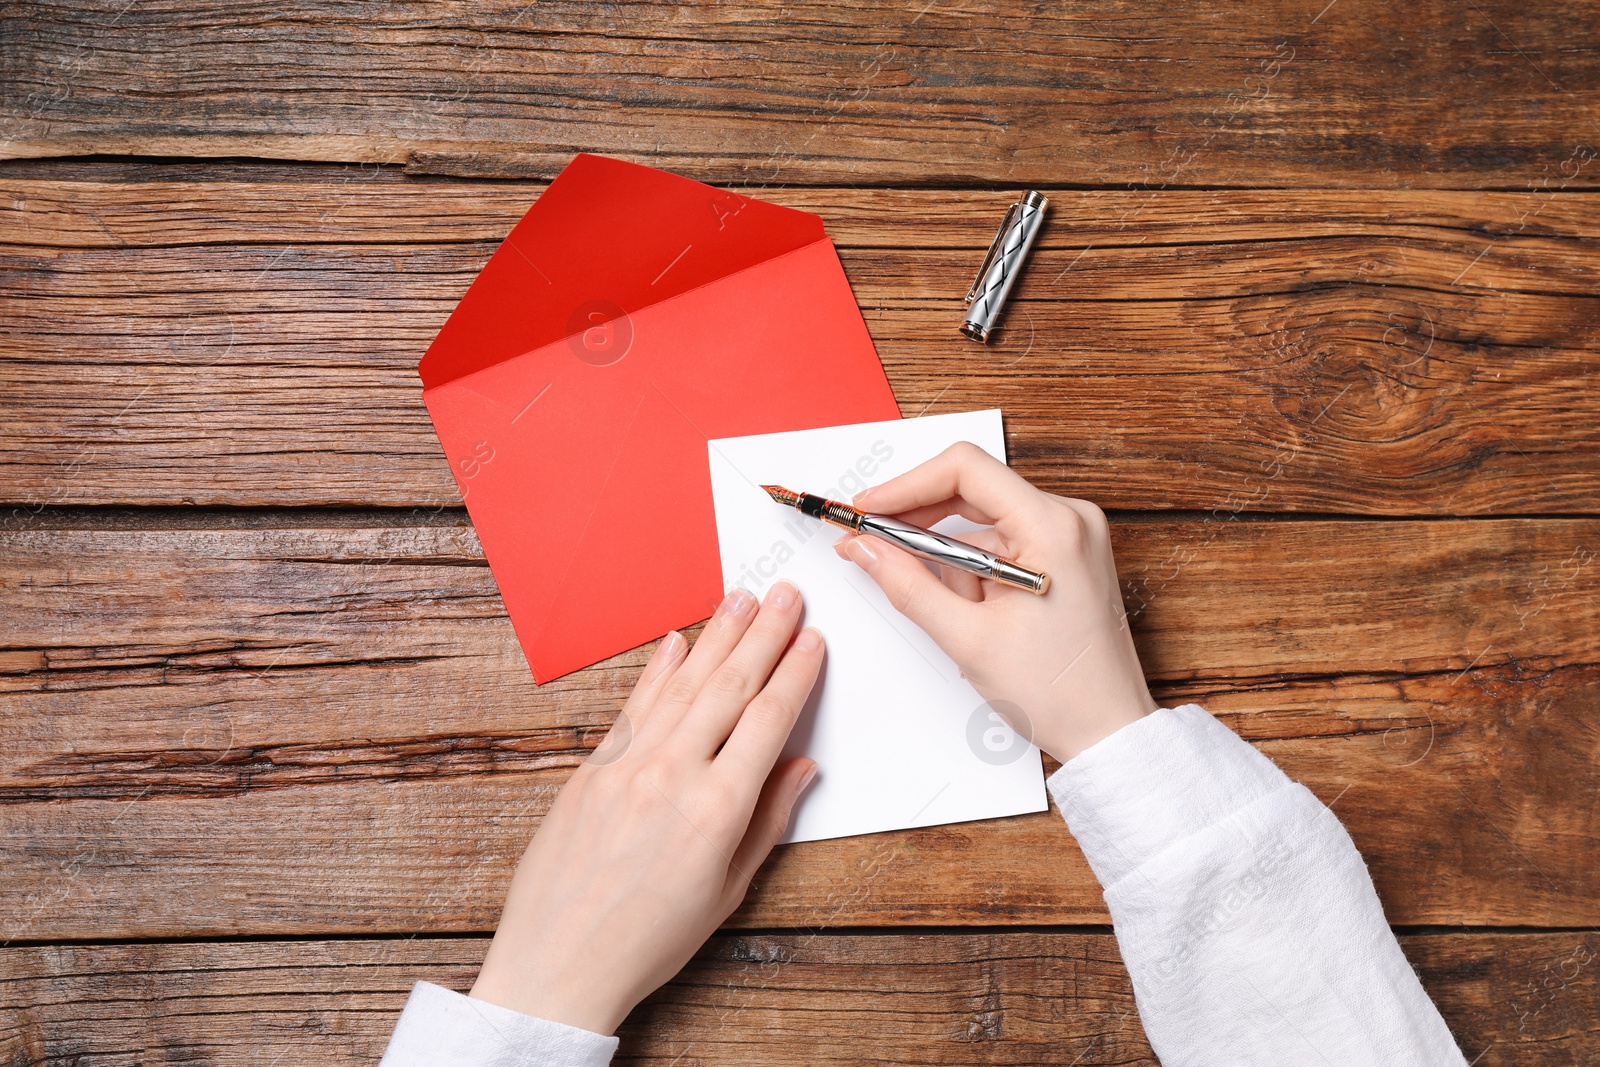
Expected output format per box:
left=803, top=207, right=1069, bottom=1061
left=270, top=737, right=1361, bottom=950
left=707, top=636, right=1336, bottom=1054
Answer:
left=3, top=2, right=1598, bottom=1062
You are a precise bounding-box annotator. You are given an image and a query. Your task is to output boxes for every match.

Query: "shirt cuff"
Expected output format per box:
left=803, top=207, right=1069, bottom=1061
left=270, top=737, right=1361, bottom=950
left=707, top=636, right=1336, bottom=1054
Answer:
left=1046, top=704, right=1293, bottom=889
left=380, top=981, right=620, bottom=1067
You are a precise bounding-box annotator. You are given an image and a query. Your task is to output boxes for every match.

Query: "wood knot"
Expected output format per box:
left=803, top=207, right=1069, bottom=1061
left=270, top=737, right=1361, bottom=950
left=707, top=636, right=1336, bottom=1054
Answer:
left=958, top=1007, right=1003, bottom=1041
left=1227, top=289, right=1460, bottom=449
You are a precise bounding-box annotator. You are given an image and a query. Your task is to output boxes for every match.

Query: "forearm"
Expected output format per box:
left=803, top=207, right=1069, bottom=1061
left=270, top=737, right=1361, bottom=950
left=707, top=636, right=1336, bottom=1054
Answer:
left=1050, top=704, right=1468, bottom=1067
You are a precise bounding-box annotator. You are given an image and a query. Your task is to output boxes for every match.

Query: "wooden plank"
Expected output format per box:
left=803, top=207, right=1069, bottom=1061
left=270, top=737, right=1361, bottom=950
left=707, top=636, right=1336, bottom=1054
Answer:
left=3, top=1, right=1598, bottom=188
left=1, top=932, right=1594, bottom=1064
left=4, top=181, right=1598, bottom=513
left=2, top=520, right=1595, bottom=937
left=12, top=181, right=1600, bottom=248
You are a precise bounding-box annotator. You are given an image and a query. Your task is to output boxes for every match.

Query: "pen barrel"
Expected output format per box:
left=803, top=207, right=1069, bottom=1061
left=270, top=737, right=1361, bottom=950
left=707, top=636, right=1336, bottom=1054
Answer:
left=859, top=515, right=1050, bottom=595
left=962, top=190, right=1048, bottom=343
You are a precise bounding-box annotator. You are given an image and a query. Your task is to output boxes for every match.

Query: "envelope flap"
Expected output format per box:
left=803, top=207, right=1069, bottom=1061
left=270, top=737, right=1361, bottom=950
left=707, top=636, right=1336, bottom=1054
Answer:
left=419, top=153, right=827, bottom=390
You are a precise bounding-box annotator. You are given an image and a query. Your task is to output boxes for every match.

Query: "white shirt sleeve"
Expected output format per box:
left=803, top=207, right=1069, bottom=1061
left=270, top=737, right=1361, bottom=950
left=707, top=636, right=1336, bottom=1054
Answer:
left=379, top=981, right=618, bottom=1067
left=378, top=703, right=1465, bottom=1065
left=1049, top=703, right=1468, bottom=1067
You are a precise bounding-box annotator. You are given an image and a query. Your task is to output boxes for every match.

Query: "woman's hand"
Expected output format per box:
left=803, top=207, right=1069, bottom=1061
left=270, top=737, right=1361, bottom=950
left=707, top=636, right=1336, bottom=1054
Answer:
left=470, top=581, right=823, bottom=1035
left=835, top=442, right=1155, bottom=764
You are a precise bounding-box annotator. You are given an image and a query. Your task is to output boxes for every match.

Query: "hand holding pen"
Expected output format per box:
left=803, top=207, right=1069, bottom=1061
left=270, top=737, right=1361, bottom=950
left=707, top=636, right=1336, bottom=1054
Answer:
left=828, top=442, right=1155, bottom=762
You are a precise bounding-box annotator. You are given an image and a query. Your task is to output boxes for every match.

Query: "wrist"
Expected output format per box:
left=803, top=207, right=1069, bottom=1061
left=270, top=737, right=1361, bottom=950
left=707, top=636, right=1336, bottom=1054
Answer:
left=471, top=944, right=633, bottom=1036
left=1042, top=687, right=1157, bottom=763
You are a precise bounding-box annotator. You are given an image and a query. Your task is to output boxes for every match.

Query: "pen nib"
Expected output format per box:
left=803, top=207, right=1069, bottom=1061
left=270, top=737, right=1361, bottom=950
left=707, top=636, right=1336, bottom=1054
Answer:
left=762, top=484, right=801, bottom=508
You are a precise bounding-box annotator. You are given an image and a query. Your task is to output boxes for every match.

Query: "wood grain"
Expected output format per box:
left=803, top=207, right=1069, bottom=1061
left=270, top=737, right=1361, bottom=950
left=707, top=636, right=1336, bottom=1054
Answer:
left=4, top=181, right=1598, bottom=512
left=2, top=932, right=1594, bottom=1064
left=3, top=1, right=1599, bottom=188
left=2, top=520, right=1594, bottom=937
left=5, top=2, right=1597, bottom=1060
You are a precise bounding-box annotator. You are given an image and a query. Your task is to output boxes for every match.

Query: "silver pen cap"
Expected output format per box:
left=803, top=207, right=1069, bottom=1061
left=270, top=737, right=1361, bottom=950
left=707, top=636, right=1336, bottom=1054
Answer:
left=960, top=190, right=1048, bottom=343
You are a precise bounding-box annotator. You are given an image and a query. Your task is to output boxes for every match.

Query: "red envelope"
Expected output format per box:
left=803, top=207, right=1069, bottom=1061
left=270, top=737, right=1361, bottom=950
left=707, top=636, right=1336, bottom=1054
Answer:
left=420, top=154, right=900, bottom=683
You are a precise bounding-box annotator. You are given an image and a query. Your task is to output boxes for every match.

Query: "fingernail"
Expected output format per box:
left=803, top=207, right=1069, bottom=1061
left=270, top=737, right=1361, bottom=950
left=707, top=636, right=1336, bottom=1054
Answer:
left=853, top=487, right=875, bottom=505
left=797, top=763, right=818, bottom=794
left=794, top=626, right=821, bottom=653
left=765, top=581, right=797, bottom=610
left=659, top=630, right=685, bottom=659
left=722, top=588, right=755, bottom=617
left=844, top=537, right=879, bottom=569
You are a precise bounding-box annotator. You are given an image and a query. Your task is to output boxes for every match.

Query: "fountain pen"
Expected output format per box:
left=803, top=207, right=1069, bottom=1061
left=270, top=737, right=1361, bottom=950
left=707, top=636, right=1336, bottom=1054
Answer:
left=762, top=485, right=1051, bottom=595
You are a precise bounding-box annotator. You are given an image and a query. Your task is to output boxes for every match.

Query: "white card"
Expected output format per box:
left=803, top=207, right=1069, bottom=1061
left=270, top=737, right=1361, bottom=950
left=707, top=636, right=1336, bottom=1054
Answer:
left=707, top=409, right=1047, bottom=843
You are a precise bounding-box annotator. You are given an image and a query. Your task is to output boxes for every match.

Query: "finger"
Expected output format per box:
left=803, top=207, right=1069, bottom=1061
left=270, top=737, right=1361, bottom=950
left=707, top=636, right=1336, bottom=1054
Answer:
left=834, top=526, right=1006, bottom=605
left=619, top=630, right=688, bottom=730
left=833, top=537, right=981, bottom=599
left=677, top=581, right=806, bottom=756
left=852, top=441, right=1043, bottom=540
left=882, top=498, right=1000, bottom=531
left=713, top=624, right=825, bottom=783
left=643, top=587, right=758, bottom=737
left=722, top=756, right=817, bottom=906
left=839, top=534, right=983, bottom=656
left=835, top=526, right=1008, bottom=563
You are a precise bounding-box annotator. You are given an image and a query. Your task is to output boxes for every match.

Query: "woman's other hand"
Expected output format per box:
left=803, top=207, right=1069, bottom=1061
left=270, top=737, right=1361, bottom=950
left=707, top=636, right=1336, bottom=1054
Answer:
left=470, top=581, right=823, bottom=1034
